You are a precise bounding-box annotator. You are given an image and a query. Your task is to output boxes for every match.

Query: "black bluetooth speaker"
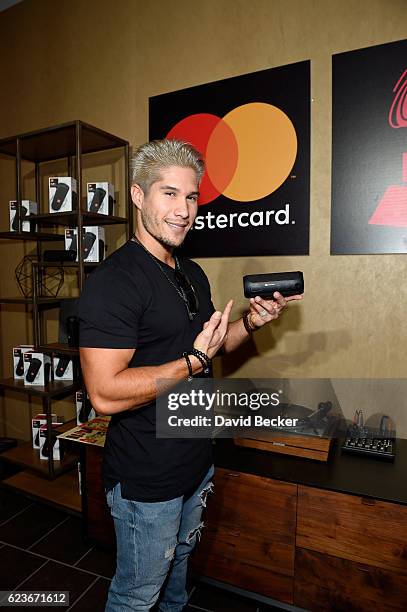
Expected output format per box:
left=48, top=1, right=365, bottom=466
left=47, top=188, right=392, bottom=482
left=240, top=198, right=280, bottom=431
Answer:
left=43, top=250, right=77, bottom=262
left=26, top=358, right=42, bottom=383
left=54, top=356, right=71, bottom=378
left=15, top=353, right=24, bottom=377
left=51, top=182, right=69, bottom=211
left=243, top=271, right=304, bottom=299
left=89, top=187, right=106, bottom=213
left=83, top=231, right=96, bottom=257
left=12, top=204, right=28, bottom=231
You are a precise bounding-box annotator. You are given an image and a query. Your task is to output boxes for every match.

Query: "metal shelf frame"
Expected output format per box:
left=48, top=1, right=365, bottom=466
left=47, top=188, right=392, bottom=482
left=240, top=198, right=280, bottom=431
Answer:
left=0, top=120, right=132, bottom=484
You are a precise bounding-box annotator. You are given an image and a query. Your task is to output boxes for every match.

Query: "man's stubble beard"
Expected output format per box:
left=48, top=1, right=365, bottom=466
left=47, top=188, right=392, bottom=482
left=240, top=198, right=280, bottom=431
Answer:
left=140, top=207, right=188, bottom=249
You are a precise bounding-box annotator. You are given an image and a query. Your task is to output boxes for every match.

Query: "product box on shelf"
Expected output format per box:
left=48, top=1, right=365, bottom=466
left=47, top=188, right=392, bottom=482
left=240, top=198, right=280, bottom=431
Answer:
left=32, top=413, right=58, bottom=449
left=49, top=177, right=77, bottom=213
left=39, top=423, right=65, bottom=460
left=23, top=352, right=52, bottom=386
left=9, top=200, right=38, bottom=232
left=13, top=345, right=34, bottom=379
left=76, top=390, right=95, bottom=424
left=87, top=182, right=114, bottom=215
left=65, top=226, right=105, bottom=262
left=53, top=355, right=74, bottom=380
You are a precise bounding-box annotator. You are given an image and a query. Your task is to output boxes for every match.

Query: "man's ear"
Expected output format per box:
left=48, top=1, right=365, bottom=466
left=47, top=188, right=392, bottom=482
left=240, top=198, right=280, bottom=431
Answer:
left=131, top=184, right=144, bottom=211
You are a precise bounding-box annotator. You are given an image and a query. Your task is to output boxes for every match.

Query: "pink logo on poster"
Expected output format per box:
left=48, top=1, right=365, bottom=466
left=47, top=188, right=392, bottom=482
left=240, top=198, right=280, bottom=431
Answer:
left=369, top=69, right=407, bottom=226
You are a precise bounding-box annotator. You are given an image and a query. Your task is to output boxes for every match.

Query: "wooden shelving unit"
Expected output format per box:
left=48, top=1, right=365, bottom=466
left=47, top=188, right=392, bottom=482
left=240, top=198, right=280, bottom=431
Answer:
left=0, top=377, right=79, bottom=398
left=0, top=297, right=79, bottom=308
left=1, top=432, right=78, bottom=478
left=35, top=343, right=79, bottom=357
left=0, top=231, right=64, bottom=241
left=1, top=470, right=81, bottom=514
left=0, top=120, right=131, bottom=510
left=26, top=211, right=128, bottom=226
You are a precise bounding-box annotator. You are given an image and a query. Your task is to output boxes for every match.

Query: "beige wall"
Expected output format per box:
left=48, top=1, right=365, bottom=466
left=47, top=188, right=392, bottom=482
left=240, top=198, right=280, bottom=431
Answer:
left=0, top=0, right=406, bottom=439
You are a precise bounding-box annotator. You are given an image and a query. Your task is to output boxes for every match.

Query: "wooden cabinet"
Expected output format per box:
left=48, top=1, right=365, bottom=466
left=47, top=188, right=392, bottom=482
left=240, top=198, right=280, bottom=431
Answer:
left=83, top=452, right=407, bottom=611
left=296, top=485, right=407, bottom=574
left=190, top=468, right=297, bottom=603
left=295, top=547, right=407, bottom=612
left=295, top=485, right=407, bottom=610
left=83, top=445, right=115, bottom=550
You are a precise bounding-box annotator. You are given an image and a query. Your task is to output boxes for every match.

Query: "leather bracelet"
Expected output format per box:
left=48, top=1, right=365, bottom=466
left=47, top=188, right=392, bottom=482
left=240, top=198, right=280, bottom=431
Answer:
left=243, top=311, right=257, bottom=335
left=183, top=352, right=194, bottom=382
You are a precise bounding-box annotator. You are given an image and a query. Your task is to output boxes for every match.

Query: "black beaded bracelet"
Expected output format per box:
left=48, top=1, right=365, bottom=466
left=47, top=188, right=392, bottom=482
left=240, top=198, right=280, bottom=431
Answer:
left=183, top=352, right=194, bottom=382
left=183, top=348, right=212, bottom=377
left=190, top=348, right=211, bottom=370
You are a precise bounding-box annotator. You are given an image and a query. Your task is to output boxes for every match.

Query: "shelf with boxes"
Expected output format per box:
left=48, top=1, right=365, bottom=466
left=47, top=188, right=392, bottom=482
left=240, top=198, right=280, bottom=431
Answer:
left=0, top=120, right=131, bottom=508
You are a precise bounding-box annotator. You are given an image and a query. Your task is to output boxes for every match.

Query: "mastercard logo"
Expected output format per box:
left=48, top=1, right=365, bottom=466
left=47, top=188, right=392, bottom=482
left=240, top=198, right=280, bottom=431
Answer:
left=166, top=102, right=298, bottom=205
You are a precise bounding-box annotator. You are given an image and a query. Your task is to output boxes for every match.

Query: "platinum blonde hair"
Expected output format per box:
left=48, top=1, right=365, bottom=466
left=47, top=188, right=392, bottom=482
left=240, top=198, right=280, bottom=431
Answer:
left=131, top=139, right=205, bottom=193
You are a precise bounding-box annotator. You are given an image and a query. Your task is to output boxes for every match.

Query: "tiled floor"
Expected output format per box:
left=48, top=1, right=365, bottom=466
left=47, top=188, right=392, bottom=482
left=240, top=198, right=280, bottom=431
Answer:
left=0, top=486, right=281, bottom=611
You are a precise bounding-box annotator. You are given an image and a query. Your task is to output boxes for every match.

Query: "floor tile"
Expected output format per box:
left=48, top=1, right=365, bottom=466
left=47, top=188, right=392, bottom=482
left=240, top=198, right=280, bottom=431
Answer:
left=14, top=560, right=96, bottom=607
left=75, top=545, right=116, bottom=579
left=68, top=577, right=110, bottom=611
left=0, top=544, right=47, bottom=590
left=0, top=488, right=32, bottom=524
left=189, top=583, right=258, bottom=611
left=30, top=516, right=92, bottom=565
left=0, top=502, right=67, bottom=549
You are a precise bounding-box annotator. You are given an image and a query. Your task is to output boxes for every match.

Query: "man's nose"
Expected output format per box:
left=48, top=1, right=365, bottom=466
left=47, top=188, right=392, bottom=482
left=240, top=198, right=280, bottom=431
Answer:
left=174, top=198, right=189, bottom=218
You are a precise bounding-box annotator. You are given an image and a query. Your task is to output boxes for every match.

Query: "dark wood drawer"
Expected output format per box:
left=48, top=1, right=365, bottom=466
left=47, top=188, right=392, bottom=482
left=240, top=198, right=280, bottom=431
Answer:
left=202, top=469, right=297, bottom=543
left=295, top=547, right=407, bottom=611
left=297, top=485, right=407, bottom=574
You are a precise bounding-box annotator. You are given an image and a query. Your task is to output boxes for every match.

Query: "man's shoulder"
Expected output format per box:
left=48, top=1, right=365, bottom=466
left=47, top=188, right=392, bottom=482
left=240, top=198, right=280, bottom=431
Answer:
left=79, top=241, right=153, bottom=307
left=180, top=256, right=207, bottom=279
left=87, top=240, right=149, bottom=284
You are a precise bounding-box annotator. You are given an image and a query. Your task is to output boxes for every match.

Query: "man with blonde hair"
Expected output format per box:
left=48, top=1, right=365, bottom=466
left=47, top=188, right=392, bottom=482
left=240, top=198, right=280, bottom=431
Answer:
left=79, top=139, right=301, bottom=611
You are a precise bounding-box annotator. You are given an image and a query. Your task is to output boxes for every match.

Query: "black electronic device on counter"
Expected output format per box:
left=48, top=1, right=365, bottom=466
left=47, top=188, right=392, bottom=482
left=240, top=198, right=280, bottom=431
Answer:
left=342, top=412, right=395, bottom=461
left=243, top=271, right=304, bottom=299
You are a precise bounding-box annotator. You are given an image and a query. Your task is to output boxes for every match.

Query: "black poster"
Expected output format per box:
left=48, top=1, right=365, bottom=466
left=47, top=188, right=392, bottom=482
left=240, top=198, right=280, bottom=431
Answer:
left=149, top=62, right=310, bottom=257
left=331, top=39, right=407, bottom=254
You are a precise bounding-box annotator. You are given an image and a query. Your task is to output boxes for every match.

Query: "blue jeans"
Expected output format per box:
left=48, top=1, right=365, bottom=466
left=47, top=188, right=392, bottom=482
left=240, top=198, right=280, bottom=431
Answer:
left=105, top=464, right=214, bottom=611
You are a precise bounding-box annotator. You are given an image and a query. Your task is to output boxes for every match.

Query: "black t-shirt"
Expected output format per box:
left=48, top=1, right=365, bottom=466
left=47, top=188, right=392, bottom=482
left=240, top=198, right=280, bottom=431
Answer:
left=78, top=239, right=215, bottom=502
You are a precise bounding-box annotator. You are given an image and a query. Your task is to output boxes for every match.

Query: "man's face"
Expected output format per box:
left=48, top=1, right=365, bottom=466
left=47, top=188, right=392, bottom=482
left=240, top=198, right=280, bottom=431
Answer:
left=134, top=166, right=199, bottom=249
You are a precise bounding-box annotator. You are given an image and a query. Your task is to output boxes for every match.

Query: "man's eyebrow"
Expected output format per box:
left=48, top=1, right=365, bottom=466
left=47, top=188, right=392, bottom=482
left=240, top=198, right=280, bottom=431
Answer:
left=160, top=185, right=200, bottom=196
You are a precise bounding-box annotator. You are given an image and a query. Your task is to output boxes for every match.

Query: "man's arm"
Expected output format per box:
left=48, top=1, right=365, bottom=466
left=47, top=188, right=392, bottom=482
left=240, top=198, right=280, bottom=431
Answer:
left=222, top=292, right=303, bottom=354
left=80, top=302, right=233, bottom=416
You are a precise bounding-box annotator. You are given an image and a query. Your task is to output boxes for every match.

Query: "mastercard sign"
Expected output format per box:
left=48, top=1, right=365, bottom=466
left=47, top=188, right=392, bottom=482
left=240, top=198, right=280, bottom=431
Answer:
left=150, top=62, right=310, bottom=257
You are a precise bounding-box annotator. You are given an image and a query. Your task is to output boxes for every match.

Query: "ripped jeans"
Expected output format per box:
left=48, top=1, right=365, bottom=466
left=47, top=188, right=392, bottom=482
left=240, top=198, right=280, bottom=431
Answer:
left=105, top=464, right=214, bottom=612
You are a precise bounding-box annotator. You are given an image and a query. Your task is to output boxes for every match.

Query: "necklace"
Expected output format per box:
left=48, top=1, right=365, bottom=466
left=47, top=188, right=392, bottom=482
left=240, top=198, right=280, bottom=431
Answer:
left=131, top=235, right=198, bottom=321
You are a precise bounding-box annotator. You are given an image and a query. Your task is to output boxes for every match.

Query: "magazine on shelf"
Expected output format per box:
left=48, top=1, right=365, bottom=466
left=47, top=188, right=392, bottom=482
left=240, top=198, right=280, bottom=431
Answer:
left=57, top=416, right=110, bottom=447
